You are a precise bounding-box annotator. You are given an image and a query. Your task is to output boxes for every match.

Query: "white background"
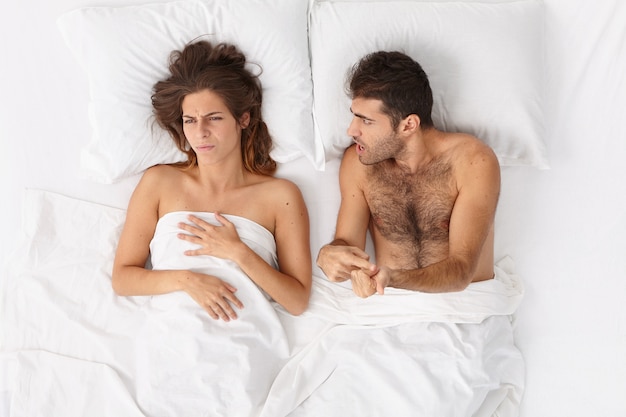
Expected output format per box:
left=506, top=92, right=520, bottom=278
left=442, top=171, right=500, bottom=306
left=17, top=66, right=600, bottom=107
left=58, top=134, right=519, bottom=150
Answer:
left=1, top=0, right=625, bottom=415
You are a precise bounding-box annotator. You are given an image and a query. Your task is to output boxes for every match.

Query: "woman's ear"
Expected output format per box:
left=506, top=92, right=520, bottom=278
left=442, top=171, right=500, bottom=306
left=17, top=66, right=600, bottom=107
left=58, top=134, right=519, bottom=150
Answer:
left=240, top=112, right=251, bottom=129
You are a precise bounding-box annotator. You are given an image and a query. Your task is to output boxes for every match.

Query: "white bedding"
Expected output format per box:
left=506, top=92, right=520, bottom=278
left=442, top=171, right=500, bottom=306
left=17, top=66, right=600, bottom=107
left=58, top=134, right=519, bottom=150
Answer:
left=266, top=262, right=524, bottom=417
left=139, top=211, right=289, bottom=416
left=2, top=197, right=291, bottom=416
left=3, top=0, right=626, bottom=416
left=265, top=316, right=522, bottom=417
left=0, top=189, right=524, bottom=416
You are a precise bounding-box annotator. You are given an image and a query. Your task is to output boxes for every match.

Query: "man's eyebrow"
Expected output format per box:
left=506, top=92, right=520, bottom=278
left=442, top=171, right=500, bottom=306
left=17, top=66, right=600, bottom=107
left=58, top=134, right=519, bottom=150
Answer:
left=349, top=107, right=375, bottom=122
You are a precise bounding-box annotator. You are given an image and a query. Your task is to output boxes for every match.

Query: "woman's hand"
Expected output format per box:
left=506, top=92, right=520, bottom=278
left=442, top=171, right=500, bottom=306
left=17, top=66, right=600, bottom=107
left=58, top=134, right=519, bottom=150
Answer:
left=182, top=271, right=243, bottom=321
left=177, top=213, right=245, bottom=261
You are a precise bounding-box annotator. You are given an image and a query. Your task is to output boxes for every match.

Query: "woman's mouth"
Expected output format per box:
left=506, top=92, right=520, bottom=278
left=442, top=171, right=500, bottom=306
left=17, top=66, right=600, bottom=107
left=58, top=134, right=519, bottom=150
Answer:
left=196, top=144, right=214, bottom=152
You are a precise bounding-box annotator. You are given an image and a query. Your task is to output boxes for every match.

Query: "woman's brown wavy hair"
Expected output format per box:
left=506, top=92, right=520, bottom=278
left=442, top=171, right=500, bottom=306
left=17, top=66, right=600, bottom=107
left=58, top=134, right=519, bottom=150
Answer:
left=151, top=40, right=276, bottom=175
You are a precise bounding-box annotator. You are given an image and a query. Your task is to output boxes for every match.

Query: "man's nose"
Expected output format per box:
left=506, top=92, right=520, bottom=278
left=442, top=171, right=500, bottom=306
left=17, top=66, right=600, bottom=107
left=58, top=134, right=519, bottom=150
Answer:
left=347, top=118, right=359, bottom=138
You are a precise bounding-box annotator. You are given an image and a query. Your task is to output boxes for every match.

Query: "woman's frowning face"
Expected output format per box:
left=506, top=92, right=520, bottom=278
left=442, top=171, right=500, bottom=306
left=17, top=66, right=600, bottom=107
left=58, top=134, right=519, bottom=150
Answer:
left=181, top=89, right=249, bottom=165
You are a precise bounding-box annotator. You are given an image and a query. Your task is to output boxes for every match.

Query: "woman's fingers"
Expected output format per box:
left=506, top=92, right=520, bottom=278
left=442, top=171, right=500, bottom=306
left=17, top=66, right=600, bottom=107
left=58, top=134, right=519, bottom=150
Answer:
left=207, top=299, right=240, bottom=321
left=202, top=287, right=243, bottom=322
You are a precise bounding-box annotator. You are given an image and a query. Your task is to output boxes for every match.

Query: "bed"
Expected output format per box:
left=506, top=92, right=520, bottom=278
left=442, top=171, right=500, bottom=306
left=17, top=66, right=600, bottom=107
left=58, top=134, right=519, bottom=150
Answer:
left=1, top=0, right=625, bottom=416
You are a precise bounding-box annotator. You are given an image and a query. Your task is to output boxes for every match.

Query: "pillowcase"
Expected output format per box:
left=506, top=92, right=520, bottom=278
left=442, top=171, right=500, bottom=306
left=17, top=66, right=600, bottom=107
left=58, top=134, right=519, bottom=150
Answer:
left=57, top=0, right=322, bottom=183
left=309, top=0, right=548, bottom=168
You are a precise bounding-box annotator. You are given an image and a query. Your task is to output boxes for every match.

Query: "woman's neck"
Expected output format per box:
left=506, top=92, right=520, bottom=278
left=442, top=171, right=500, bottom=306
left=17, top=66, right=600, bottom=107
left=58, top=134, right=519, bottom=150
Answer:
left=194, top=159, right=248, bottom=193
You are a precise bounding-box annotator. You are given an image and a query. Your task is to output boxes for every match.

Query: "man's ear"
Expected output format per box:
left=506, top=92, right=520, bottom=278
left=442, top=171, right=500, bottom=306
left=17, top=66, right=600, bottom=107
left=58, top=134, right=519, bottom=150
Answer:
left=240, top=112, right=251, bottom=129
left=400, top=114, right=420, bottom=135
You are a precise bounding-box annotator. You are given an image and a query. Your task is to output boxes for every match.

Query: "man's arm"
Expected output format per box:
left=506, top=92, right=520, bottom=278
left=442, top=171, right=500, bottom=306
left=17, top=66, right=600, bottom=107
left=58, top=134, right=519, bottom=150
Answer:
left=372, top=143, right=501, bottom=294
left=316, top=145, right=376, bottom=281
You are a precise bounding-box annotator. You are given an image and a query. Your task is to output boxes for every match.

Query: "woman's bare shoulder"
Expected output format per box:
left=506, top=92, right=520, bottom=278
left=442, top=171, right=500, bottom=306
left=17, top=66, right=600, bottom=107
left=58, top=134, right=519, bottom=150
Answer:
left=144, top=163, right=188, bottom=176
left=140, top=163, right=190, bottom=184
left=256, top=175, right=303, bottom=199
left=131, top=164, right=192, bottom=206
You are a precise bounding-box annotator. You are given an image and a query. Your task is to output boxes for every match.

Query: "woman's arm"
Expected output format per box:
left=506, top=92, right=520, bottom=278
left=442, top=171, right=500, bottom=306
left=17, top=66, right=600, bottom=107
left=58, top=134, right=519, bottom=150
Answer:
left=178, top=179, right=312, bottom=315
left=112, top=167, right=167, bottom=295
left=264, top=179, right=312, bottom=315
left=112, top=167, right=243, bottom=321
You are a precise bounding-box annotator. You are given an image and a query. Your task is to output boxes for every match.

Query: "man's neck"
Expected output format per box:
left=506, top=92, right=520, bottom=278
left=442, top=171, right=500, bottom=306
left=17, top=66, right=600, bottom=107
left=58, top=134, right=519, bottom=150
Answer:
left=391, top=127, right=440, bottom=174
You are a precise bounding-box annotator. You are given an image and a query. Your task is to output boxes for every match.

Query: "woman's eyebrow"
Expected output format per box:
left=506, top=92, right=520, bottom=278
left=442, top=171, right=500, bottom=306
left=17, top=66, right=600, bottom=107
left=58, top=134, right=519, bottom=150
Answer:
left=182, top=111, right=224, bottom=119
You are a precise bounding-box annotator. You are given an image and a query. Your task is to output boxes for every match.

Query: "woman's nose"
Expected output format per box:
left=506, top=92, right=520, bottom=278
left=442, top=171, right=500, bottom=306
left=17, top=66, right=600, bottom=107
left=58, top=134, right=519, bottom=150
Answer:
left=198, top=120, right=210, bottom=137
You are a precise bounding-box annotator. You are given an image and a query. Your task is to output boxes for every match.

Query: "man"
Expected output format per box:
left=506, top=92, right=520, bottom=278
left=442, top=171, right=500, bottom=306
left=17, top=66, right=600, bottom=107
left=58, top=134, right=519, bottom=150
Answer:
left=316, top=50, right=500, bottom=298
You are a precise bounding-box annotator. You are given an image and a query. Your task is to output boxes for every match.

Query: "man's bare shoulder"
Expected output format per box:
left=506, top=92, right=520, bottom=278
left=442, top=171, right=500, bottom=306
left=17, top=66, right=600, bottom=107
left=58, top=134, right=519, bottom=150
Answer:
left=341, top=143, right=359, bottom=164
left=440, top=132, right=500, bottom=196
left=341, top=144, right=367, bottom=173
left=440, top=132, right=499, bottom=170
left=339, top=144, right=370, bottom=190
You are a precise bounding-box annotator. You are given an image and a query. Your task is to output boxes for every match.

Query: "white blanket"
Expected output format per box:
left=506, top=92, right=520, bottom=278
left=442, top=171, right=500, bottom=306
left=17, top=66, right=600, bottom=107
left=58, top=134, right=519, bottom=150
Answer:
left=136, top=211, right=290, bottom=416
left=0, top=190, right=525, bottom=417
left=264, top=260, right=525, bottom=417
left=1, top=192, right=289, bottom=417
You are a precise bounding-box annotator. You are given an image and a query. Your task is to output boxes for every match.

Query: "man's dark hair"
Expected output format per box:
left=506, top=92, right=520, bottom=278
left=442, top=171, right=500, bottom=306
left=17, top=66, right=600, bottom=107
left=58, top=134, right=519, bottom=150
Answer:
left=347, top=50, right=434, bottom=129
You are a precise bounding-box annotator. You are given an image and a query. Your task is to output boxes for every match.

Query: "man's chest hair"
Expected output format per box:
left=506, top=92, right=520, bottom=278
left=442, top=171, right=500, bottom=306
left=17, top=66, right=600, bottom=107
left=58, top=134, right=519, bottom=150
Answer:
left=365, top=159, right=456, bottom=250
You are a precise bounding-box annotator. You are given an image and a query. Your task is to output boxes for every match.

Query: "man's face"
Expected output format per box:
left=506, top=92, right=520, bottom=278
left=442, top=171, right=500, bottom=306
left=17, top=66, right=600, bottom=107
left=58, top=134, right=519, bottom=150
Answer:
left=347, top=97, right=404, bottom=165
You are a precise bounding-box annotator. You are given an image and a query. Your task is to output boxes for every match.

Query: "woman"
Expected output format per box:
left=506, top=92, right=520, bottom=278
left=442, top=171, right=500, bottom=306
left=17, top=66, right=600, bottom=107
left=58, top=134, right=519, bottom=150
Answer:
left=112, top=40, right=311, bottom=322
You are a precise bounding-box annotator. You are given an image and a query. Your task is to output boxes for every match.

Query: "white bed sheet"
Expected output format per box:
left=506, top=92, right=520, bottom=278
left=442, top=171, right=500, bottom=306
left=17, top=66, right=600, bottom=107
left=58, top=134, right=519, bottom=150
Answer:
left=1, top=0, right=626, bottom=416
left=1, top=189, right=524, bottom=417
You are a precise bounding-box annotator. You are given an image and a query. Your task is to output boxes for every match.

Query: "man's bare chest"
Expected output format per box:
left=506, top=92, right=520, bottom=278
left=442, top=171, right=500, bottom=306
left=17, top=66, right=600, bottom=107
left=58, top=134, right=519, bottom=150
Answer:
left=364, top=163, right=456, bottom=250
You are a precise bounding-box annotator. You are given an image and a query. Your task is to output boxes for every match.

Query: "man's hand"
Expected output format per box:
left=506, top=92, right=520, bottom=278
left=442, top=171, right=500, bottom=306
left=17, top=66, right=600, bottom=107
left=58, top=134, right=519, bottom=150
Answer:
left=351, top=265, right=391, bottom=298
left=350, top=268, right=377, bottom=298
left=317, top=243, right=376, bottom=282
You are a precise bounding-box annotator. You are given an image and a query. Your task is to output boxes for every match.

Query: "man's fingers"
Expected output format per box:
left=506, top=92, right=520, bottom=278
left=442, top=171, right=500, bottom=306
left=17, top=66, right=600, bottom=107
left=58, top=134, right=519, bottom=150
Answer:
left=376, top=280, right=385, bottom=295
left=351, top=247, right=370, bottom=260
left=350, top=269, right=376, bottom=298
left=350, top=256, right=375, bottom=272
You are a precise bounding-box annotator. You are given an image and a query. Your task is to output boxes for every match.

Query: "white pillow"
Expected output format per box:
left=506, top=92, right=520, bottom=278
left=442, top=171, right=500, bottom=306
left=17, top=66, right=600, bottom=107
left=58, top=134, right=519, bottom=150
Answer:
left=309, top=0, right=548, bottom=168
left=57, top=0, right=322, bottom=183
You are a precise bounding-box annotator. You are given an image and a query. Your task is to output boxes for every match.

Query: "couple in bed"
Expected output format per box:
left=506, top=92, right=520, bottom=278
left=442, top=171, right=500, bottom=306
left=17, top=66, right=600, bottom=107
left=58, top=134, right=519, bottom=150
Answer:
left=112, top=35, right=498, bottom=350
left=112, top=40, right=499, bottom=313
left=111, top=38, right=500, bottom=415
